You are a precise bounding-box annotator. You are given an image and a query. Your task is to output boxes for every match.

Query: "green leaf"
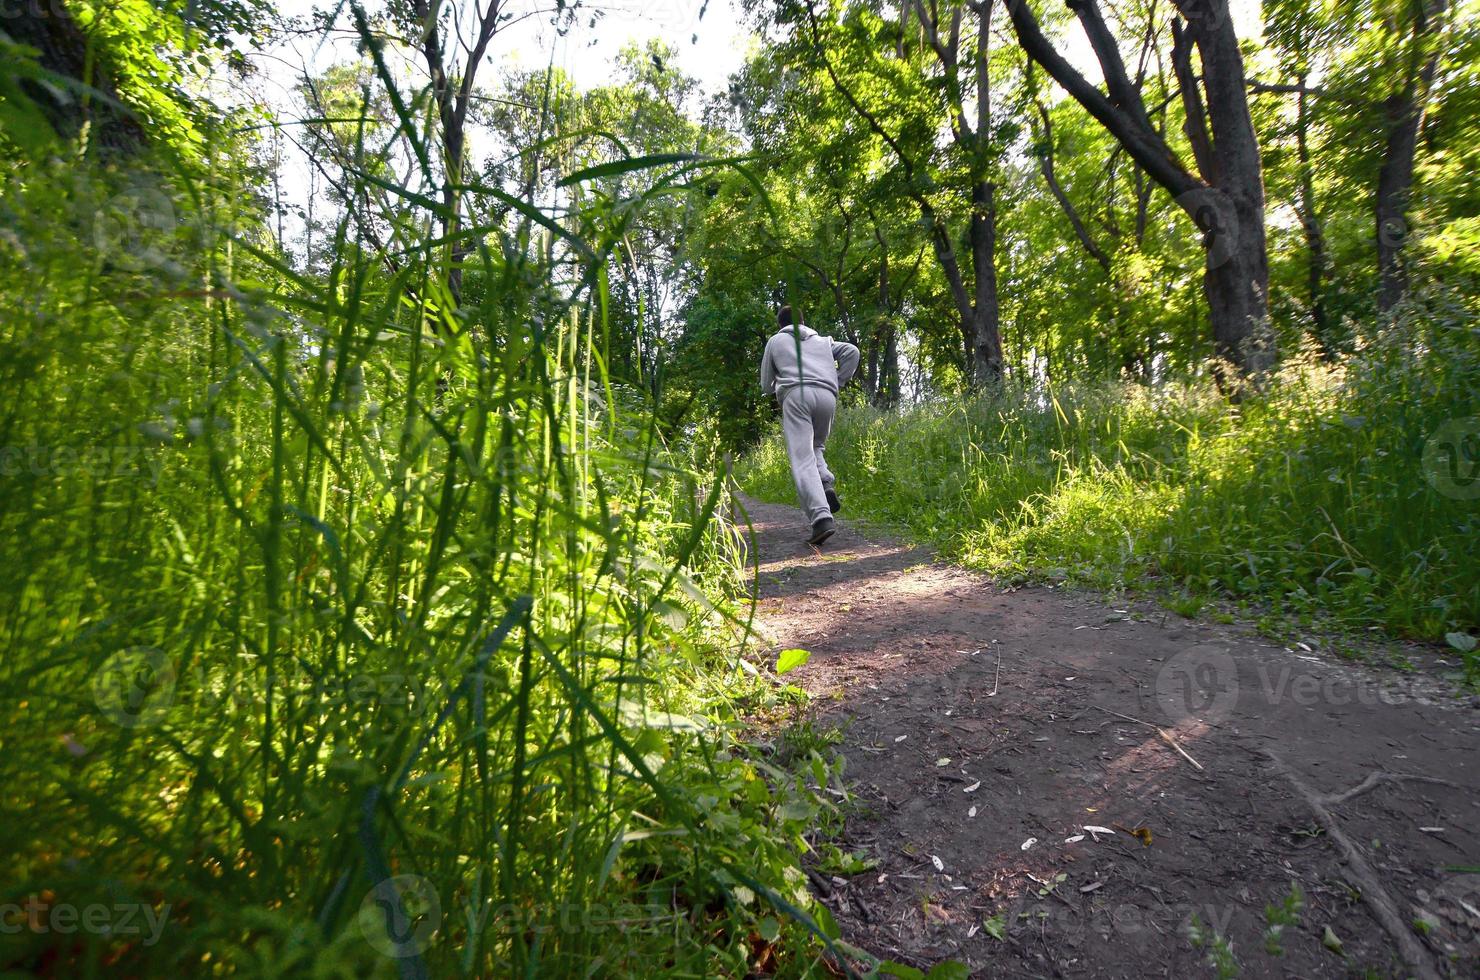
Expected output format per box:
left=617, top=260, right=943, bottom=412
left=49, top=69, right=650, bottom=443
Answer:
left=812, top=900, right=841, bottom=940
left=926, top=963, right=973, bottom=980
left=777, top=648, right=811, bottom=674
left=1445, top=632, right=1477, bottom=653
left=652, top=598, right=689, bottom=629
left=597, top=821, right=627, bottom=890
left=557, top=152, right=700, bottom=187
left=878, top=962, right=925, bottom=980
left=982, top=913, right=1007, bottom=940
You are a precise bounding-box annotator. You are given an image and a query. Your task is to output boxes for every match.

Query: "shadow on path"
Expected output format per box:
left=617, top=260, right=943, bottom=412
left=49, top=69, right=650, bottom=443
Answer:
left=739, top=494, right=1480, bottom=979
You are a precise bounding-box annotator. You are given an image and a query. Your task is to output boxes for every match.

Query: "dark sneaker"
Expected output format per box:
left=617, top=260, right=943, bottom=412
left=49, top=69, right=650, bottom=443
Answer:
left=825, top=488, right=842, bottom=514
left=808, top=517, right=836, bottom=545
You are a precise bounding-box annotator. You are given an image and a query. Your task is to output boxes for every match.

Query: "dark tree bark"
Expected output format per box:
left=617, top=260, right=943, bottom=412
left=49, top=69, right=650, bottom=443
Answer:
left=1375, top=0, right=1448, bottom=313
left=1293, top=77, right=1332, bottom=356
left=1, top=0, right=146, bottom=156
left=1007, top=0, right=1275, bottom=384
left=879, top=318, right=901, bottom=406
left=966, top=1, right=1003, bottom=382
left=968, top=176, right=1003, bottom=379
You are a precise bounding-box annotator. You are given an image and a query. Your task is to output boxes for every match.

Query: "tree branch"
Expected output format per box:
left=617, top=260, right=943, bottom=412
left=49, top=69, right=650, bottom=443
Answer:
left=1033, top=94, right=1111, bottom=270
left=1171, top=17, right=1216, bottom=181
left=1067, top=0, right=1154, bottom=132
left=1004, top=0, right=1199, bottom=197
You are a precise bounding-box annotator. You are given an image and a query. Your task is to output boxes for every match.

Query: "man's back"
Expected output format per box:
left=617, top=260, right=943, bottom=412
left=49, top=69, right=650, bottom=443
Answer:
left=761, top=323, right=860, bottom=396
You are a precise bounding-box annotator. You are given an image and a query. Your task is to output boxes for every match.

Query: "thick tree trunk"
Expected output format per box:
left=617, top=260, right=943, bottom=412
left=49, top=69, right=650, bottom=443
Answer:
left=1375, top=96, right=1426, bottom=312
left=1010, top=0, right=1275, bottom=383
left=969, top=178, right=1003, bottom=382
left=1191, top=209, right=1272, bottom=380
left=1375, top=0, right=1447, bottom=313
left=1375, top=83, right=1427, bottom=312
left=1203, top=244, right=1271, bottom=380
left=1174, top=5, right=1275, bottom=378
left=1, top=0, right=145, bottom=156
left=967, top=3, right=1002, bottom=384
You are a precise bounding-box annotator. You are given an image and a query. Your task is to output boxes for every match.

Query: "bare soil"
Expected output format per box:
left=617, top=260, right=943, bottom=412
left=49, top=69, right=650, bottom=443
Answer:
left=737, top=496, right=1480, bottom=979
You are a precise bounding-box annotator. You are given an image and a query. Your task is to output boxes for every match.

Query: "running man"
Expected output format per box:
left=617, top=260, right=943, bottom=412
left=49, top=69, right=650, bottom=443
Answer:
left=759, top=305, right=860, bottom=545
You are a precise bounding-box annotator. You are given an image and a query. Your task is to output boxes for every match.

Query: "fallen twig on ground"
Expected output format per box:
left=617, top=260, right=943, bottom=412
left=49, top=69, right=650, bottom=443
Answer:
left=1088, top=703, right=1205, bottom=771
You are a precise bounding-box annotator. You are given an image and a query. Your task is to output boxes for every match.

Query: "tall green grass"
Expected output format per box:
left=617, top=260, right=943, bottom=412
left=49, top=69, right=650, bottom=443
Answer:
left=742, top=307, right=1479, bottom=675
left=0, top=60, right=851, bottom=980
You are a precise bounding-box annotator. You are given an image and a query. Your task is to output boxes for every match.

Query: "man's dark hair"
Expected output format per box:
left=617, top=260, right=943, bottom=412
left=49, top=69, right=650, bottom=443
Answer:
left=777, top=305, right=793, bottom=327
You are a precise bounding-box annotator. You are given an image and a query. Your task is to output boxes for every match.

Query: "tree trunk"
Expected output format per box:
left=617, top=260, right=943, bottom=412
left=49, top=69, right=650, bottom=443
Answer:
left=969, top=178, right=1003, bottom=382
left=1294, top=79, right=1332, bottom=356
left=866, top=254, right=886, bottom=406
left=1, top=0, right=145, bottom=156
left=880, top=320, right=901, bottom=407
left=1173, top=6, right=1275, bottom=378
left=968, top=4, right=1003, bottom=384
left=1375, top=89, right=1425, bottom=312
left=1203, top=244, right=1271, bottom=380
left=1009, top=0, right=1275, bottom=383
left=1375, top=0, right=1447, bottom=313
left=864, top=329, right=881, bottom=404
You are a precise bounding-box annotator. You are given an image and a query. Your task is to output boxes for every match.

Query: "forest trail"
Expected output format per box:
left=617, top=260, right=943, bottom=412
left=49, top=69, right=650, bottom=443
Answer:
left=737, top=495, right=1480, bottom=979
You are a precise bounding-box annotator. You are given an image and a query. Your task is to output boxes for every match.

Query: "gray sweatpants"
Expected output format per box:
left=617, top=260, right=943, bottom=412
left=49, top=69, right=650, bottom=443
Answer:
left=779, top=384, right=836, bottom=524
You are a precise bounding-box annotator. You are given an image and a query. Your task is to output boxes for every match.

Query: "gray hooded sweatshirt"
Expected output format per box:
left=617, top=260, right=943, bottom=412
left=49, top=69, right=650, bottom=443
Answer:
left=760, top=324, right=860, bottom=397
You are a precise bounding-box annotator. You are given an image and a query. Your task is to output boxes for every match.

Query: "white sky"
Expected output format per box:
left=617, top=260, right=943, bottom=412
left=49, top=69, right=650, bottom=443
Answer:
left=252, top=0, right=754, bottom=109
left=248, top=0, right=1262, bottom=128
left=509, top=0, right=756, bottom=90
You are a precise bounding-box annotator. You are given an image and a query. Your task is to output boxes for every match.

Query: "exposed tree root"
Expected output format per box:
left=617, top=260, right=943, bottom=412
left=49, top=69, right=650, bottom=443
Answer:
left=1264, top=750, right=1442, bottom=980
left=1324, top=770, right=1458, bottom=807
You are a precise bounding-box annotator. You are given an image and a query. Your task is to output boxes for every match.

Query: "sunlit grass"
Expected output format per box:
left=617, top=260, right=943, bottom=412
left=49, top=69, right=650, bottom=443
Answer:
left=742, top=316, right=1479, bottom=679
left=0, top=61, right=854, bottom=980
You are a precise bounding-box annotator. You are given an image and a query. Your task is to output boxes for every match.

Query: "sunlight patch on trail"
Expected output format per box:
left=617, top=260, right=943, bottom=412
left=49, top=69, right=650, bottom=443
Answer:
left=751, top=545, right=916, bottom=578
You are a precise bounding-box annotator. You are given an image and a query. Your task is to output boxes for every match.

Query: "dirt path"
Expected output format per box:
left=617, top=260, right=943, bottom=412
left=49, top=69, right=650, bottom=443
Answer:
left=738, top=496, right=1480, bottom=979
